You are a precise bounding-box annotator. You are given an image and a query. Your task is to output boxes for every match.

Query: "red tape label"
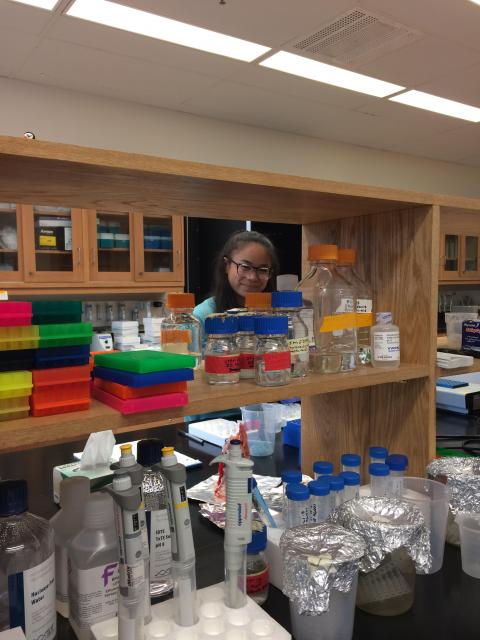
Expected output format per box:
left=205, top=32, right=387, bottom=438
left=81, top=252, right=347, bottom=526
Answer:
left=262, top=351, right=291, bottom=372
left=205, top=355, right=240, bottom=374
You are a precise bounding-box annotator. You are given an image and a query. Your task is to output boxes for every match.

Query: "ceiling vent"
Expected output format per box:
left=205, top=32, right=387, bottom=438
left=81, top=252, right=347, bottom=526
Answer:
left=287, top=7, right=423, bottom=67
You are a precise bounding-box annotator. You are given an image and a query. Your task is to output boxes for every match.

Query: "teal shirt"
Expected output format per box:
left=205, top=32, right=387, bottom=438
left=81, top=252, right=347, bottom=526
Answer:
left=193, top=296, right=216, bottom=331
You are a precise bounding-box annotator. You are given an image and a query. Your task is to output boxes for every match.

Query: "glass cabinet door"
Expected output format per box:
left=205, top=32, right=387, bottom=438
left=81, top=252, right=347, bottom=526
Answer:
left=0, top=203, right=22, bottom=281
left=22, top=205, right=84, bottom=282
left=462, top=235, right=480, bottom=278
left=88, top=211, right=133, bottom=281
left=134, top=215, right=184, bottom=282
left=440, top=233, right=460, bottom=279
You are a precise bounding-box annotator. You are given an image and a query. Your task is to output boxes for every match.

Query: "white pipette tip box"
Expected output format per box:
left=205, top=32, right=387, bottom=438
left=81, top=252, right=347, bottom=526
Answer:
left=91, top=583, right=291, bottom=640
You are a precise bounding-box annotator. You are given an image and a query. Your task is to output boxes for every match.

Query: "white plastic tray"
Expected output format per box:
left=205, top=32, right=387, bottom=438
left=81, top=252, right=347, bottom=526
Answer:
left=91, top=582, right=291, bottom=640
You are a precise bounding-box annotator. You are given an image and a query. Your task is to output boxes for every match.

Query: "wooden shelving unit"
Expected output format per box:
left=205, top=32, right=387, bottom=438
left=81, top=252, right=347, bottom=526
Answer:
left=1, top=134, right=478, bottom=476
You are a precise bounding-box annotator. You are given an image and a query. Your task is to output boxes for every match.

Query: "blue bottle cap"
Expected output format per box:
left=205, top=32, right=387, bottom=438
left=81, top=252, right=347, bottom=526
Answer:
left=339, top=471, right=360, bottom=486
left=271, top=291, right=303, bottom=309
left=254, top=315, right=289, bottom=335
left=308, top=479, right=330, bottom=496
left=313, top=460, right=333, bottom=475
left=286, top=483, right=310, bottom=501
left=247, top=525, right=267, bottom=553
left=341, top=453, right=361, bottom=467
left=237, top=315, right=256, bottom=332
left=205, top=315, right=238, bottom=334
left=386, top=454, right=409, bottom=472
left=281, top=469, right=302, bottom=484
left=369, top=446, right=388, bottom=460
left=137, top=439, right=163, bottom=467
left=230, top=439, right=241, bottom=445
left=329, top=476, right=345, bottom=491
left=369, top=463, right=390, bottom=477
left=0, top=479, right=28, bottom=516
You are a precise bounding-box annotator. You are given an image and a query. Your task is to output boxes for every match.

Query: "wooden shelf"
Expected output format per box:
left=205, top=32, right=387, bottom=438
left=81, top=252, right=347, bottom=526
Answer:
left=98, top=247, right=129, bottom=252
left=144, top=249, right=172, bottom=253
left=0, top=249, right=17, bottom=253
left=0, top=363, right=429, bottom=454
left=35, top=249, right=71, bottom=254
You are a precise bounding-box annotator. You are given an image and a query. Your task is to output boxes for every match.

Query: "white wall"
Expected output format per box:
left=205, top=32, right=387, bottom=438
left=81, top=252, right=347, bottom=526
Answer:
left=1, top=77, right=480, bottom=198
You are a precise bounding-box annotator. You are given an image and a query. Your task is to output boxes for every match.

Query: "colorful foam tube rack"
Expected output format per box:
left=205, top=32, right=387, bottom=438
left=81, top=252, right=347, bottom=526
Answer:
left=92, top=350, right=195, bottom=415
left=0, top=371, right=32, bottom=421
left=31, top=364, right=91, bottom=417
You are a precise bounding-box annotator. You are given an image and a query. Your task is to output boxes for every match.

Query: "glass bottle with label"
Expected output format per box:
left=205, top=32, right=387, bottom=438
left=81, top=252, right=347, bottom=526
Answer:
left=337, top=248, right=373, bottom=365
left=246, top=526, right=269, bottom=606
left=236, top=314, right=256, bottom=379
left=371, top=312, right=400, bottom=369
left=271, top=291, right=309, bottom=378
left=204, top=315, right=240, bottom=385
left=0, top=480, right=56, bottom=640
left=161, top=293, right=202, bottom=367
left=137, top=439, right=172, bottom=598
left=254, top=315, right=291, bottom=387
left=68, top=493, right=119, bottom=640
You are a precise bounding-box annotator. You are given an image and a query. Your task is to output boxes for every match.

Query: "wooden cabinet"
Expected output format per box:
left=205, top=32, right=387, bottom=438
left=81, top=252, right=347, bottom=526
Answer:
left=1, top=205, right=184, bottom=292
left=440, top=209, right=480, bottom=282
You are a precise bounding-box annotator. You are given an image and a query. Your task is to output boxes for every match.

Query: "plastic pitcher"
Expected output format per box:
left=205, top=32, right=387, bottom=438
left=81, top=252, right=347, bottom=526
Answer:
left=456, top=513, right=480, bottom=579
left=240, top=404, right=277, bottom=457
left=289, top=574, right=358, bottom=640
left=401, top=477, right=450, bottom=574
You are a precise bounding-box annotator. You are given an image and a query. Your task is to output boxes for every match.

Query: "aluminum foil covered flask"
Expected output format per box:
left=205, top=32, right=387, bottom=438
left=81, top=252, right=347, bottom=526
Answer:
left=330, top=496, right=431, bottom=616
left=280, top=523, right=365, bottom=640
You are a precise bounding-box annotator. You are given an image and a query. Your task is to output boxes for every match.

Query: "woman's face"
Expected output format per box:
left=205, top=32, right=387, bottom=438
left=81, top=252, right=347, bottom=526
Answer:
left=225, top=242, right=272, bottom=300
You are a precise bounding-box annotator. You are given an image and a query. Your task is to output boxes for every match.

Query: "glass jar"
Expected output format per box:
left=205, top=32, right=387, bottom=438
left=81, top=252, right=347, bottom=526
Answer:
left=204, top=315, right=240, bottom=385
left=371, top=312, right=400, bottom=369
left=254, top=315, right=291, bottom=387
left=271, top=291, right=309, bottom=378
left=246, top=526, right=269, bottom=606
left=236, top=314, right=256, bottom=379
left=161, top=293, right=202, bottom=367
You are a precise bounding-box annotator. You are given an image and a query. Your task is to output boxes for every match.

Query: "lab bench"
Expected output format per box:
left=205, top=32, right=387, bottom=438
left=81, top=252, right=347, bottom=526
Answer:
left=0, top=416, right=478, bottom=640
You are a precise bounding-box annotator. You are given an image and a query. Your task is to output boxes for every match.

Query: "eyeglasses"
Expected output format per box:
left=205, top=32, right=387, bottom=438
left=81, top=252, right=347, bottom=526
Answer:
left=226, top=257, right=272, bottom=280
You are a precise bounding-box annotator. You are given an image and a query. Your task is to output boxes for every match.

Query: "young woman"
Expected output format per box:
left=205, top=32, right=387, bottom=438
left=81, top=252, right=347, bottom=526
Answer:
left=193, top=230, right=279, bottom=328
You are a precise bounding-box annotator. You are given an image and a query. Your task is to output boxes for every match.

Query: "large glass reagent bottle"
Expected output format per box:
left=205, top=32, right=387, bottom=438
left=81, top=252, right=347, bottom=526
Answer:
left=161, top=293, right=202, bottom=367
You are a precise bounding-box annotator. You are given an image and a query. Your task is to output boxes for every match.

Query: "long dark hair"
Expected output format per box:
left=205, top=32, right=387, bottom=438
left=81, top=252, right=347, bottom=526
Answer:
left=212, top=231, right=279, bottom=312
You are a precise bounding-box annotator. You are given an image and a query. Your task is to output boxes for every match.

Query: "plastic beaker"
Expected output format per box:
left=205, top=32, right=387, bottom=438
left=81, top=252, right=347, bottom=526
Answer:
left=289, top=574, right=358, bottom=640
left=401, top=477, right=450, bottom=574
left=456, top=513, right=480, bottom=579
left=240, top=404, right=276, bottom=457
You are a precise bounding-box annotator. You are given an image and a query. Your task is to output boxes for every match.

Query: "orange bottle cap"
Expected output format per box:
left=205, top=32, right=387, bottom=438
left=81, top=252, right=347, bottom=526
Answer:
left=337, top=248, right=356, bottom=264
left=166, top=292, right=195, bottom=309
left=244, top=292, right=272, bottom=309
left=308, top=244, right=338, bottom=261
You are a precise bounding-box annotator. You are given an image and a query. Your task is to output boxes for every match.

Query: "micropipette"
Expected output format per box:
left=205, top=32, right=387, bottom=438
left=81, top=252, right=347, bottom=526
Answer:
left=154, top=447, right=198, bottom=627
left=211, top=439, right=254, bottom=609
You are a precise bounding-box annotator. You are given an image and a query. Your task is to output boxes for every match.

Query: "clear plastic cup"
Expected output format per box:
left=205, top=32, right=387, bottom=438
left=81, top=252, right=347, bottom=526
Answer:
left=456, top=513, right=480, bottom=579
left=241, top=404, right=277, bottom=457
left=401, top=477, right=450, bottom=574
left=289, top=574, right=358, bottom=640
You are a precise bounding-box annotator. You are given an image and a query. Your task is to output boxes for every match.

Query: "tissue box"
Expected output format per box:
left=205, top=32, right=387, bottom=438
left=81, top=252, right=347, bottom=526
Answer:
left=52, top=461, right=113, bottom=504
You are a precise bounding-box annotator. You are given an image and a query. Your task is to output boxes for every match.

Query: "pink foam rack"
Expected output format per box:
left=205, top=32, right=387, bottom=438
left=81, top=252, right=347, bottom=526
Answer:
left=93, top=386, right=189, bottom=415
left=0, top=301, right=32, bottom=327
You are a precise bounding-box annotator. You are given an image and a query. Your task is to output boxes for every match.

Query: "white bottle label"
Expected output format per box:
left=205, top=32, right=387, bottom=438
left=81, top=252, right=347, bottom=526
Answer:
left=299, top=308, right=315, bottom=348
left=69, top=562, right=119, bottom=630
left=149, top=509, right=172, bottom=581
left=8, top=553, right=56, bottom=640
left=337, top=297, right=354, bottom=313
left=356, top=298, right=373, bottom=313
left=55, top=544, right=68, bottom=605
left=373, top=331, right=400, bottom=361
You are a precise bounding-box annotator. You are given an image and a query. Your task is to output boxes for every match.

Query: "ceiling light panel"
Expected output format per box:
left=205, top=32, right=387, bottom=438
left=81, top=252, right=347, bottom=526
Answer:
left=8, top=0, right=58, bottom=8
left=260, top=51, right=404, bottom=98
left=390, top=90, right=480, bottom=122
left=66, top=0, right=270, bottom=62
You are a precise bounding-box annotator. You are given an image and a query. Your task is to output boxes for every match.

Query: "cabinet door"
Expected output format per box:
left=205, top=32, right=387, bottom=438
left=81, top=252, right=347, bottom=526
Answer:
left=0, top=203, right=23, bottom=283
left=22, top=205, right=85, bottom=283
left=439, top=233, right=460, bottom=280
left=461, top=234, right=480, bottom=279
left=133, top=215, right=184, bottom=283
left=87, top=210, right=134, bottom=282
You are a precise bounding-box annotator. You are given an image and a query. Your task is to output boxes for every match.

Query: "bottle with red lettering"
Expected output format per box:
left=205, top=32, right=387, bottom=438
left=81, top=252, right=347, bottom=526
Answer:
left=246, top=525, right=269, bottom=605
left=204, top=315, right=240, bottom=385
left=236, top=314, right=256, bottom=379
left=254, top=316, right=291, bottom=387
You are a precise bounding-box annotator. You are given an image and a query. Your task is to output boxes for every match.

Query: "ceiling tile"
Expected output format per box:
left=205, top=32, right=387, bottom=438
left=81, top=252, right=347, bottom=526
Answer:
left=16, top=39, right=222, bottom=109
left=0, top=1, right=53, bottom=34
left=0, top=28, right=40, bottom=75
left=416, top=62, right=480, bottom=108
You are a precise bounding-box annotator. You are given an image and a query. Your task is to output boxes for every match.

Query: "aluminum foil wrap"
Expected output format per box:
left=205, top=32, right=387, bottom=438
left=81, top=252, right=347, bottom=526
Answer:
left=330, top=496, right=432, bottom=574
left=427, top=457, right=480, bottom=515
left=280, top=523, right=365, bottom=615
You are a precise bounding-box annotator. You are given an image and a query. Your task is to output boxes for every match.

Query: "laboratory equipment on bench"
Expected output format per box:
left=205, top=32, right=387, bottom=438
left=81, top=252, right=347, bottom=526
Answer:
left=211, top=439, right=254, bottom=609
left=91, top=332, right=113, bottom=352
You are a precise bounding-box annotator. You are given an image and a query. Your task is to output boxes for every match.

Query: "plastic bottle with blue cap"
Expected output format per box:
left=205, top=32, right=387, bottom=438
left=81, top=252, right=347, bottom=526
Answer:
left=386, top=454, right=409, bottom=498
left=369, top=446, right=388, bottom=466
left=341, top=453, right=361, bottom=479
left=285, top=483, right=310, bottom=528
left=281, top=469, right=302, bottom=522
left=246, top=525, right=269, bottom=605
left=271, top=291, right=309, bottom=378
left=308, top=479, right=331, bottom=523
left=339, top=471, right=360, bottom=502
left=254, top=315, right=291, bottom=387
left=329, top=476, right=345, bottom=509
left=369, top=463, right=391, bottom=497
left=313, top=460, right=333, bottom=480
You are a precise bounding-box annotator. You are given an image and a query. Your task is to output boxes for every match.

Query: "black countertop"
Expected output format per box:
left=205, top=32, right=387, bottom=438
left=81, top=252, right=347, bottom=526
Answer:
left=0, top=415, right=479, bottom=640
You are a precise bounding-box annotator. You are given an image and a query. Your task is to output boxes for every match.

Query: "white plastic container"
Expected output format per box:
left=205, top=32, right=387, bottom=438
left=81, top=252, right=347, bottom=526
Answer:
left=50, top=476, right=90, bottom=617
left=68, top=493, right=119, bottom=640
left=445, top=312, right=479, bottom=349
left=456, top=513, right=480, bottom=579
left=371, top=312, right=400, bottom=369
